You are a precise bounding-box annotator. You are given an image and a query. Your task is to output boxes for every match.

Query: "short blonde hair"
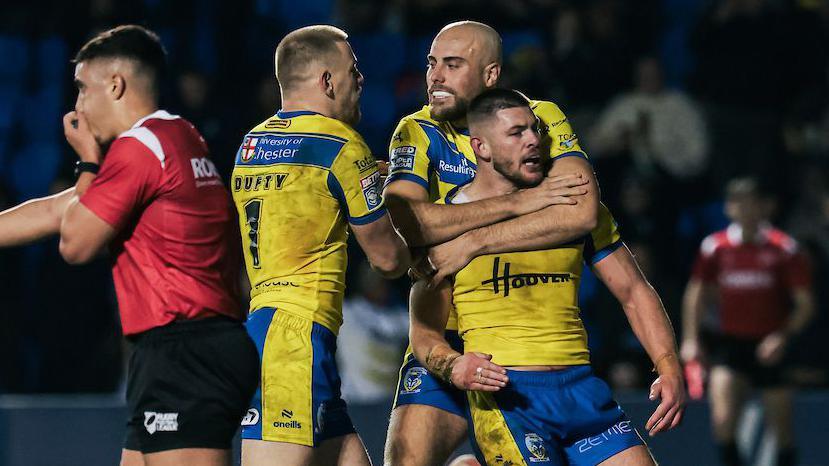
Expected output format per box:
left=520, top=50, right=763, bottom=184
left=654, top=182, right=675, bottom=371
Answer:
left=275, top=25, right=349, bottom=92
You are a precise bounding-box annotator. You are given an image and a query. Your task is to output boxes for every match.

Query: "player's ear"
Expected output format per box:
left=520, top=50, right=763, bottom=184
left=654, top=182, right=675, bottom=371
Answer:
left=471, top=136, right=490, bottom=162
left=321, top=70, right=335, bottom=99
left=483, top=62, right=500, bottom=88
left=110, top=73, right=127, bottom=101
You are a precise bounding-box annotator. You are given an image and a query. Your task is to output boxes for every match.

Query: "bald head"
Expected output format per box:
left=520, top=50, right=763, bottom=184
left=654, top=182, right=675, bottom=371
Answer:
left=436, top=21, right=502, bottom=67
left=275, top=25, right=349, bottom=93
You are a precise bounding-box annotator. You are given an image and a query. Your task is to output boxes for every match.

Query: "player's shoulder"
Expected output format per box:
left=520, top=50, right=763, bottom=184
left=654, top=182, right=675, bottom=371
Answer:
left=700, top=230, right=730, bottom=256
left=529, top=99, right=568, bottom=123
left=395, top=106, right=439, bottom=133
left=765, top=228, right=799, bottom=254
left=114, top=110, right=189, bottom=168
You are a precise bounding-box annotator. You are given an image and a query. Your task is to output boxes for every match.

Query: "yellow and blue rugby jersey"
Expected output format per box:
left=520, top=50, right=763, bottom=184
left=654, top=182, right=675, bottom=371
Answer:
left=232, top=110, right=386, bottom=334
left=387, top=100, right=589, bottom=331
left=446, top=188, right=622, bottom=367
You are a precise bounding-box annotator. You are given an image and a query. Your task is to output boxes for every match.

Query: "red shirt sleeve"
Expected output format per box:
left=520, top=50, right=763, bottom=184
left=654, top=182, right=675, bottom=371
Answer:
left=784, top=251, right=812, bottom=289
left=691, top=240, right=719, bottom=283
left=80, top=137, right=163, bottom=230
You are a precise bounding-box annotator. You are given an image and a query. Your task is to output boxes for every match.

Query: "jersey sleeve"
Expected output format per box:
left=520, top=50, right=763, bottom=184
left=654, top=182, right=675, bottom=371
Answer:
left=784, top=249, right=812, bottom=289
left=532, top=100, right=588, bottom=161
left=691, top=235, right=720, bottom=283
left=80, top=136, right=163, bottom=231
left=583, top=203, right=623, bottom=265
left=329, top=139, right=387, bottom=225
left=385, top=118, right=432, bottom=190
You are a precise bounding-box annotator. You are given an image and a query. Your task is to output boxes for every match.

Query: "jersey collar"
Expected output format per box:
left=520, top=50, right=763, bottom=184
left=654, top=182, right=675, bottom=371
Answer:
left=130, top=109, right=178, bottom=129
left=726, top=222, right=772, bottom=246
left=276, top=109, right=321, bottom=119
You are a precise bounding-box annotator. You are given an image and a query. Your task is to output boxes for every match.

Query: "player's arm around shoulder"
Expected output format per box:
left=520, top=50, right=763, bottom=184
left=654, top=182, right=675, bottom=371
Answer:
left=333, top=138, right=410, bottom=278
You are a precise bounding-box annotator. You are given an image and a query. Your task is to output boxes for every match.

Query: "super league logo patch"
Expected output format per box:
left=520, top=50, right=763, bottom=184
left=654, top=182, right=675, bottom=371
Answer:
left=390, top=146, right=415, bottom=173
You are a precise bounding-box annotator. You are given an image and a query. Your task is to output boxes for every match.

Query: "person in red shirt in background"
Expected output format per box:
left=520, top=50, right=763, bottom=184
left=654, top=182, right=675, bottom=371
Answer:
left=0, top=25, right=258, bottom=466
left=681, top=177, right=815, bottom=466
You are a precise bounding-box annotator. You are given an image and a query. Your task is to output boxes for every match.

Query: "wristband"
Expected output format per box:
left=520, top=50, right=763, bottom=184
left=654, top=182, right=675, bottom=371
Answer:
left=74, top=161, right=100, bottom=178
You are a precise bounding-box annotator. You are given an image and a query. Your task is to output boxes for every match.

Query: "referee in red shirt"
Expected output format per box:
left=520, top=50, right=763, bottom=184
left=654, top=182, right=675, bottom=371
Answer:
left=681, top=177, right=815, bottom=466
left=0, top=26, right=258, bottom=466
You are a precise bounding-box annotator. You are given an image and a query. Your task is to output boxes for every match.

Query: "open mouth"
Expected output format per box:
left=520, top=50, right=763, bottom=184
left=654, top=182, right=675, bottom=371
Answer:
left=522, top=155, right=542, bottom=169
left=430, top=90, right=453, bottom=101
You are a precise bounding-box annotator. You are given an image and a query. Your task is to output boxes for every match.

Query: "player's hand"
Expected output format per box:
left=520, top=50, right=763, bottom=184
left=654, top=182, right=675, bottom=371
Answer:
left=645, top=373, right=686, bottom=436
left=449, top=352, right=508, bottom=391
left=377, top=160, right=389, bottom=183
left=427, top=235, right=474, bottom=288
left=756, top=331, right=787, bottom=366
left=513, top=173, right=588, bottom=215
left=63, top=111, right=102, bottom=164
left=679, top=338, right=703, bottom=363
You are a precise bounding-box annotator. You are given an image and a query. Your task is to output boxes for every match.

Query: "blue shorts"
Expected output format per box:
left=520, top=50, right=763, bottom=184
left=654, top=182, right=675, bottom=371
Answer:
left=241, top=307, right=355, bottom=446
left=467, top=366, right=644, bottom=466
left=392, top=330, right=467, bottom=418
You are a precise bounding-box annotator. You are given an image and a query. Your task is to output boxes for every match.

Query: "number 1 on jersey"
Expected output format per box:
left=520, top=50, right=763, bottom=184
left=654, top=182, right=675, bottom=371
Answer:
left=244, top=199, right=262, bottom=268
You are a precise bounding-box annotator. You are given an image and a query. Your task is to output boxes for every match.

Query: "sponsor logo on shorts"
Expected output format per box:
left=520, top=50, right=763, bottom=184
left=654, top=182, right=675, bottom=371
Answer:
left=360, top=171, right=382, bottom=210
left=241, top=408, right=260, bottom=426
left=482, top=257, right=572, bottom=297
left=273, top=407, right=302, bottom=429
left=401, top=367, right=428, bottom=394
left=144, top=411, right=179, bottom=434
left=575, top=420, right=633, bottom=454
left=390, top=146, right=415, bottom=173
left=524, top=433, right=550, bottom=462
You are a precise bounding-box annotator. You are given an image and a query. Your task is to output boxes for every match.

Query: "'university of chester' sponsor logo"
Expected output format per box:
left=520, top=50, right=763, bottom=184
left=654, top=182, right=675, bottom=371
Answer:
left=401, top=367, right=428, bottom=394
left=482, top=257, right=572, bottom=297
left=390, top=146, right=415, bottom=173
left=144, top=411, right=179, bottom=435
left=239, top=135, right=302, bottom=163
left=241, top=408, right=260, bottom=426
left=575, top=420, right=633, bottom=453
left=524, top=433, right=550, bottom=462
left=233, top=173, right=289, bottom=192
left=360, top=171, right=382, bottom=209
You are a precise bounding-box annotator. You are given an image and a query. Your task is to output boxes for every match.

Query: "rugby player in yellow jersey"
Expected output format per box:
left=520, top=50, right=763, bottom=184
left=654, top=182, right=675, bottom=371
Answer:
left=410, top=89, right=685, bottom=466
left=232, top=26, right=410, bottom=466
left=383, top=21, right=598, bottom=466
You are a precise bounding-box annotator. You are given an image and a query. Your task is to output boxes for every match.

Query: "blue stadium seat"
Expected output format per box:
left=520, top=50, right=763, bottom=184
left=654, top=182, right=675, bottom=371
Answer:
left=349, top=33, right=405, bottom=79
left=36, top=37, right=67, bottom=84
left=23, top=86, right=63, bottom=140
left=501, top=30, right=543, bottom=59
left=6, top=142, right=61, bottom=200
left=0, top=36, right=29, bottom=84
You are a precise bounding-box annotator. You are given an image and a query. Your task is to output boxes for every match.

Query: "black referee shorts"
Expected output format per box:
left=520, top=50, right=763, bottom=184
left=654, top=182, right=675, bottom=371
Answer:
left=124, top=316, right=259, bottom=453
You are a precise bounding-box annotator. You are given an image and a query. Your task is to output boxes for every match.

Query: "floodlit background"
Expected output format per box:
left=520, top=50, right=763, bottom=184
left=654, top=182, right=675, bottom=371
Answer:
left=0, top=0, right=828, bottom=465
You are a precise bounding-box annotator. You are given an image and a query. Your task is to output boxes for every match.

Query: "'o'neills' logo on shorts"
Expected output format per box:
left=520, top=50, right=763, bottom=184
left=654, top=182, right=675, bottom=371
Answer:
left=481, top=257, right=571, bottom=297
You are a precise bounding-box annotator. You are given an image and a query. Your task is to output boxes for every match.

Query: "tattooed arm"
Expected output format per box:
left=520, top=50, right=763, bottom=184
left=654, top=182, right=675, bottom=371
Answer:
left=410, top=279, right=508, bottom=391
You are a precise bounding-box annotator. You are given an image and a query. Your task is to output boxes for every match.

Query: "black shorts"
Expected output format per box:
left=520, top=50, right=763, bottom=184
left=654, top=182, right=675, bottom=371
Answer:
left=124, top=316, right=259, bottom=453
left=703, top=331, right=785, bottom=388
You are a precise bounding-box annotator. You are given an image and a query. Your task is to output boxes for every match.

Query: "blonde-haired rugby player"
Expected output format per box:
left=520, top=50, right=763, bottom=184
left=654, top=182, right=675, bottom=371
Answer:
left=233, top=25, right=411, bottom=466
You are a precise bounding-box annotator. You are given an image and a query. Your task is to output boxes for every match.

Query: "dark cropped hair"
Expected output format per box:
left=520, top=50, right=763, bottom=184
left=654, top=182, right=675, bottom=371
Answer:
left=74, top=25, right=166, bottom=94
left=725, top=176, right=771, bottom=200
left=467, top=88, right=531, bottom=127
